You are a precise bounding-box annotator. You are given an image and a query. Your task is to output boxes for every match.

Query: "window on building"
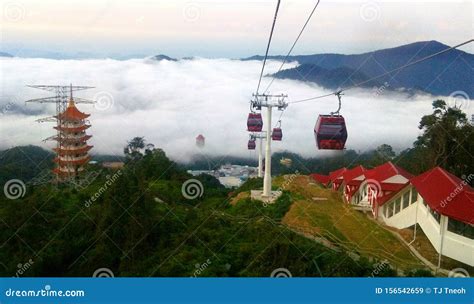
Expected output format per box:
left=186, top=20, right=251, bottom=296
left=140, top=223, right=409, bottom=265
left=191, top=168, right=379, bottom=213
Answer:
left=410, top=189, right=417, bottom=204
left=394, top=197, right=401, bottom=214
left=448, top=219, right=474, bottom=239
left=402, top=192, right=410, bottom=209
left=429, top=208, right=441, bottom=223
left=386, top=202, right=393, bottom=218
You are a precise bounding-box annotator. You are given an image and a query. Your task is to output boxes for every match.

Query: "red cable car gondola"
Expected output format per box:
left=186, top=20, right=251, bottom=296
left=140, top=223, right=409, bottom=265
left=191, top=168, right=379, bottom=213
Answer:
left=314, top=92, right=348, bottom=150
left=248, top=139, right=256, bottom=150
left=272, top=121, right=283, bottom=141
left=272, top=128, right=282, bottom=141
left=314, top=115, right=347, bottom=150
left=247, top=113, right=263, bottom=132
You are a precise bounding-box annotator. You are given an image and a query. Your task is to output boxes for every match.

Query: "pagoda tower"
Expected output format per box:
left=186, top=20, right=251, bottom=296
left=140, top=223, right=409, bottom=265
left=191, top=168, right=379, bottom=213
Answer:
left=53, top=86, right=93, bottom=180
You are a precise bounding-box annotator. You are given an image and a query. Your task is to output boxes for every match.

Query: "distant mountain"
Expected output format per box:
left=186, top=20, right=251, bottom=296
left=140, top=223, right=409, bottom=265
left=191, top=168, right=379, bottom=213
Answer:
left=244, top=41, right=474, bottom=97
left=150, top=54, right=177, bottom=61
left=0, top=145, right=53, bottom=185
left=0, top=52, right=13, bottom=57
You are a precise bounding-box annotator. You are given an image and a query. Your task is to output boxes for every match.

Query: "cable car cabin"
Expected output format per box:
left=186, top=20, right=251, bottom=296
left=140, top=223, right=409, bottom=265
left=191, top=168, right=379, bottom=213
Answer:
left=248, top=139, right=256, bottom=150
left=247, top=113, right=263, bottom=132
left=272, top=128, right=282, bottom=141
left=314, top=115, right=348, bottom=150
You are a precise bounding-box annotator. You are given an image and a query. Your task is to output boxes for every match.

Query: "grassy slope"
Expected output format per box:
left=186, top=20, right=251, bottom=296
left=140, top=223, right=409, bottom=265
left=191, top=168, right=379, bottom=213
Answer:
left=273, top=175, right=427, bottom=273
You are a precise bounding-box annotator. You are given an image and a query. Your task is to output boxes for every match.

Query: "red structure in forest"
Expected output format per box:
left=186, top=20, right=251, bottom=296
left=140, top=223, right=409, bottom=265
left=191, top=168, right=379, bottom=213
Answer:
left=53, top=89, right=93, bottom=179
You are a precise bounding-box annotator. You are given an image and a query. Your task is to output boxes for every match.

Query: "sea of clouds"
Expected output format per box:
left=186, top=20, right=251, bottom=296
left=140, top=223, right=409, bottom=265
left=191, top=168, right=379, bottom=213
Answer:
left=0, top=57, right=460, bottom=162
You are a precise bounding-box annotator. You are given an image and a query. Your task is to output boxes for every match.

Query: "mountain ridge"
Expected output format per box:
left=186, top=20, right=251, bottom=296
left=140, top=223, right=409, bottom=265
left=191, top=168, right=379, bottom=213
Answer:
left=244, top=40, right=474, bottom=97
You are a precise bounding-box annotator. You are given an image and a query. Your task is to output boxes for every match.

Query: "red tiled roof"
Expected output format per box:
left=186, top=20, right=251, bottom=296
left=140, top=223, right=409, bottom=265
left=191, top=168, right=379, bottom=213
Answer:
left=58, top=101, right=90, bottom=120
left=54, top=124, right=91, bottom=132
left=310, top=173, right=330, bottom=186
left=53, top=145, right=93, bottom=155
left=54, top=156, right=91, bottom=166
left=376, top=183, right=410, bottom=206
left=410, top=167, right=474, bottom=225
left=364, top=162, right=413, bottom=183
left=329, top=167, right=347, bottom=182
left=342, top=165, right=365, bottom=183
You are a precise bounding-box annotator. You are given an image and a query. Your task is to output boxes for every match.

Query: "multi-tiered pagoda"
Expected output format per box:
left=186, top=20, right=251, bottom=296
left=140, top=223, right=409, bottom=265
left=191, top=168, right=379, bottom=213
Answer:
left=52, top=91, right=93, bottom=180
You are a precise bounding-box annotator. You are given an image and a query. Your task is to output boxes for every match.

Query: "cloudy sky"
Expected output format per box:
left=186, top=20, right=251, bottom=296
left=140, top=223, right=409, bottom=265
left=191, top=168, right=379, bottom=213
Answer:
left=0, top=0, right=472, bottom=162
left=1, top=0, right=472, bottom=58
left=0, top=57, right=459, bottom=161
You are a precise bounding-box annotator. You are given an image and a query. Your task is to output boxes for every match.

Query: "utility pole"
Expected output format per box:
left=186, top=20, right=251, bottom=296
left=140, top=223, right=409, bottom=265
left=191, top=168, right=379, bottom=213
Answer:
left=252, top=93, right=287, bottom=198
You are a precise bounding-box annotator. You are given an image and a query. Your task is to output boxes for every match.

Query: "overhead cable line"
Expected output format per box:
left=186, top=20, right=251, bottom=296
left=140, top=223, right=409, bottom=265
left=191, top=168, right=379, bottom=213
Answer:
left=264, top=0, right=322, bottom=94
left=289, top=39, right=474, bottom=104
left=255, top=0, right=281, bottom=95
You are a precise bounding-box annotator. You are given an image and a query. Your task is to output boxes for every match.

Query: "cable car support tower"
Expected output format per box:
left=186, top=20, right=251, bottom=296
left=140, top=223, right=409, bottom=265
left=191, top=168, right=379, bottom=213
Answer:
left=252, top=93, right=287, bottom=198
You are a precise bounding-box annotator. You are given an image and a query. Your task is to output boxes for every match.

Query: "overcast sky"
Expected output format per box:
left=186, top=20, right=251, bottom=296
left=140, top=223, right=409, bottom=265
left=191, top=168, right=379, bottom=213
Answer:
left=0, top=57, right=459, bottom=161
left=1, top=0, right=473, bottom=58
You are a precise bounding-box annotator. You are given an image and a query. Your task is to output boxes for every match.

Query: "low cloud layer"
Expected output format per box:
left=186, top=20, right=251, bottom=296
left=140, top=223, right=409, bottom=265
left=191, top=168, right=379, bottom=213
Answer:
left=0, top=57, right=465, bottom=162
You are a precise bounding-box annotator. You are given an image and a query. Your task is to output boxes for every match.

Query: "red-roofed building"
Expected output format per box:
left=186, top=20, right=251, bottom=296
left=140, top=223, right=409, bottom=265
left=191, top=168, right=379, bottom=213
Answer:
left=329, top=167, right=346, bottom=191
left=310, top=173, right=330, bottom=187
left=351, top=162, right=413, bottom=214
left=341, top=165, right=366, bottom=203
left=376, top=167, right=473, bottom=266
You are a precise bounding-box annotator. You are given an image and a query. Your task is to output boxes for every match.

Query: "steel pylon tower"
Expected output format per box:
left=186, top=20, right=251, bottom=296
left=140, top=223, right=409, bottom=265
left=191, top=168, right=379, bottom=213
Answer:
left=25, top=84, right=95, bottom=184
left=251, top=93, right=287, bottom=197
